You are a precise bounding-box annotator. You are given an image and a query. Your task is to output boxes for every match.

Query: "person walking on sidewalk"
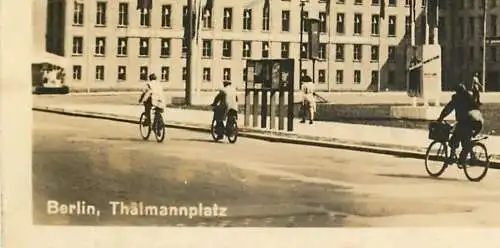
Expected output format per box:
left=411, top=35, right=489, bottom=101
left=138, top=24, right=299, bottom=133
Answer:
left=211, top=80, right=239, bottom=139
left=472, top=72, right=483, bottom=106
left=138, top=73, right=166, bottom=125
left=300, top=75, right=316, bottom=124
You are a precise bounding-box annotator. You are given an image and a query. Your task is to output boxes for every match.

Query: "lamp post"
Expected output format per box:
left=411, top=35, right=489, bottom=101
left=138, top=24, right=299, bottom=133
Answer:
left=299, top=0, right=305, bottom=89
left=482, top=0, right=488, bottom=92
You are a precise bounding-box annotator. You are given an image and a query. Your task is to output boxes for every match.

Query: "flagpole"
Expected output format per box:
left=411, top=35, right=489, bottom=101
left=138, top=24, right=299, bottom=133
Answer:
left=185, top=0, right=194, bottom=105
left=482, top=0, right=487, bottom=92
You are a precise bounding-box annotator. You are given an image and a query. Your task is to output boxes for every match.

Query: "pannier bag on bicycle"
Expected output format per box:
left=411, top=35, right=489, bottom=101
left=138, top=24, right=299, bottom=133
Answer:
left=428, top=122, right=452, bottom=142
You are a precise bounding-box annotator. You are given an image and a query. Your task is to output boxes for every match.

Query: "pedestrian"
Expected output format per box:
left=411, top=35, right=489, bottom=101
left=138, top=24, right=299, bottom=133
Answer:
left=300, top=75, right=316, bottom=124
left=471, top=72, right=482, bottom=106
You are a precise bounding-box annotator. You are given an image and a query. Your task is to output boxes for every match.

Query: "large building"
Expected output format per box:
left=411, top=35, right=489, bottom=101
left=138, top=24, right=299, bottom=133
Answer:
left=34, top=0, right=500, bottom=92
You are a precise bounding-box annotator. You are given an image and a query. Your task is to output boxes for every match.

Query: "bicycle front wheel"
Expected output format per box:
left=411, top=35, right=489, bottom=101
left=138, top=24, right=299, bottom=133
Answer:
left=210, top=119, right=222, bottom=141
left=154, top=115, right=166, bottom=143
left=139, top=112, right=151, bottom=140
left=226, top=119, right=238, bottom=144
left=424, top=140, right=448, bottom=177
left=463, top=142, right=490, bottom=182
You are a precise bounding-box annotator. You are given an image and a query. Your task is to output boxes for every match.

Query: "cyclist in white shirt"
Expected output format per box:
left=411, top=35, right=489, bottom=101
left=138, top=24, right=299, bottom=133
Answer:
left=138, top=73, right=166, bottom=125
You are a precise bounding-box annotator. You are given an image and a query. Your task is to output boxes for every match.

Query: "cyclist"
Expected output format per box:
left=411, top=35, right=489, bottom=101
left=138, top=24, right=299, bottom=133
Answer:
left=211, top=80, right=238, bottom=139
left=436, top=83, right=484, bottom=167
left=138, top=73, right=166, bottom=125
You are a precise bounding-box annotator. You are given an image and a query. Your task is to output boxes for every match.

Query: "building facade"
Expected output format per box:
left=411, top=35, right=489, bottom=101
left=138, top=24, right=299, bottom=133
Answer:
left=36, top=0, right=472, bottom=92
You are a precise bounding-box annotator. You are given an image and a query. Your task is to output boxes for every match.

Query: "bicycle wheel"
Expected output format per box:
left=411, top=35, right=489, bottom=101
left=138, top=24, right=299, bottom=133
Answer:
left=154, top=114, right=166, bottom=143
left=463, top=142, right=490, bottom=182
left=210, top=119, right=223, bottom=141
left=226, top=119, right=238, bottom=144
left=139, top=112, right=151, bottom=140
left=424, top=140, right=449, bottom=177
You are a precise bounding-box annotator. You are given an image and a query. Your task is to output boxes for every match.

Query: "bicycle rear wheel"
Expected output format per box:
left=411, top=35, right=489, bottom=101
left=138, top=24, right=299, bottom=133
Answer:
left=226, top=119, right=238, bottom=144
left=210, top=119, right=223, bottom=141
left=139, top=112, right=151, bottom=140
left=424, top=140, right=449, bottom=177
left=154, top=114, right=166, bottom=143
left=463, top=142, right=490, bottom=182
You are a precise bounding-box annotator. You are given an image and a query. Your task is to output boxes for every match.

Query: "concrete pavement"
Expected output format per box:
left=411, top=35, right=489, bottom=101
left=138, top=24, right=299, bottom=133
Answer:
left=33, top=102, right=500, bottom=164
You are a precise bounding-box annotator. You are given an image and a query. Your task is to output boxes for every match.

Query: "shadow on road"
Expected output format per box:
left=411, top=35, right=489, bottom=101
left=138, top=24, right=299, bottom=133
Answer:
left=100, top=137, right=145, bottom=142
left=170, top=137, right=222, bottom=143
left=376, top=173, right=460, bottom=182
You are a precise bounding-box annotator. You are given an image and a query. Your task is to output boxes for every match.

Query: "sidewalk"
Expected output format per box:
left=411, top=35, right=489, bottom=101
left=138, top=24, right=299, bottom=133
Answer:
left=32, top=103, right=500, bottom=163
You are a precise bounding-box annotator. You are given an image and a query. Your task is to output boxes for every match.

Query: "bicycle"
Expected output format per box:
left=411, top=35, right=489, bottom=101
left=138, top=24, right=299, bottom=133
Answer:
left=210, top=107, right=238, bottom=144
left=139, top=107, right=166, bottom=143
left=425, top=120, right=490, bottom=182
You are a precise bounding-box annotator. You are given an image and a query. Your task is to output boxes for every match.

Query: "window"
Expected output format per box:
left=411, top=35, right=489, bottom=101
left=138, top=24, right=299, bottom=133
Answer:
left=354, top=14, right=362, bottom=35
left=281, top=42, right=289, bottom=58
left=319, top=43, right=327, bottom=60
left=458, top=0, right=464, bottom=9
left=117, top=38, right=127, bottom=56
left=372, top=14, right=380, bottom=35
left=337, top=13, right=345, bottom=34
left=491, top=15, right=498, bottom=37
left=160, top=39, right=171, bottom=57
left=203, top=68, right=211, bottom=81
left=469, top=0, right=474, bottom=9
left=202, top=8, right=212, bottom=28
left=222, top=40, right=232, bottom=58
left=243, top=9, right=252, bottom=30
left=73, top=65, right=82, bottom=80
left=405, top=0, right=410, bottom=5
left=118, top=3, right=128, bottom=26
left=354, top=70, right=361, bottom=84
left=161, top=66, right=170, bottom=81
left=388, top=70, right=395, bottom=85
left=95, top=37, right=105, bottom=56
left=223, top=68, right=231, bottom=81
left=469, top=46, right=474, bottom=61
left=338, top=0, right=345, bottom=3
left=140, top=66, right=148, bottom=81
left=118, top=66, right=126, bottom=81
left=371, top=45, right=379, bottom=61
left=405, top=16, right=411, bottom=36
left=202, top=40, right=212, bottom=57
left=183, top=6, right=188, bottom=27
left=336, top=70, right=343, bottom=84
left=262, top=42, right=269, bottom=58
left=301, top=43, right=308, bottom=59
left=388, top=16, right=397, bottom=36
left=388, top=46, right=396, bottom=62
left=318, top=70, right=326, bottom=83
left=162, top=5, right=171, bottom=28
left=243, top=68, right=248, bottom=82
left=372, top=0, right=380, bottom=4
left=72, top=36, right=83, bottom=55
left=282, top=10, right=290, bottom=31
left=182, top=39, right=188, bottom=57
left=302, top=11, right=309, bottom=32
left=73, top=2, right=84, bottom=25
left=139, top=38, right=149, bottom=56
left=469, top=17, right=475, bottom=37
left=223, top=8, right=232, bottom=30
left=95, top=65, right=105, bottom=81
left=301, top=69, right=308, bottom=78
left=140, top=8, right=151, bottom=27
left=319, top=12, right=327, bottom=33
left=183, top=67, right=187, bottom=81
left=262, top=5, right=270, bottom=31
left=492, top=0, right=497, bottom=8
left=371, top=71, right=379, bottom=86
left=491, top=47, right=498, bottom=61
left=336, top=44, right=345, bottom=60
left=355, top=0, right=363, bottom=4
left=353, top=44, right=362, bottom=61
left=388, top=0, right=396, bottom=6
left=242, top=41, right=251, bottom=58
left=96, top=2, right=106, bottom=26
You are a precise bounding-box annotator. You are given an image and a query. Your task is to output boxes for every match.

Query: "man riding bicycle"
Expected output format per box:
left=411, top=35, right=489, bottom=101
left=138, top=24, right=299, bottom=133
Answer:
left=436, top=83, right=484, bottom=167
left=138, top=73, right=166, bottom=125
left=211, top=80, right=238, bottom=139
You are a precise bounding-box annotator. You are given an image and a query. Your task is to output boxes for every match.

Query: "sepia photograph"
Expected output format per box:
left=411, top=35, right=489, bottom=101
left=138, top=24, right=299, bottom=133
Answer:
left=27, top=0, right=500, bottom=229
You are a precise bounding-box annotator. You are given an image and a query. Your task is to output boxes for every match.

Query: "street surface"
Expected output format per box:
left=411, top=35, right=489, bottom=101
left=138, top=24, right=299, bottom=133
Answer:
left=33, top=111, right=500, bottom=227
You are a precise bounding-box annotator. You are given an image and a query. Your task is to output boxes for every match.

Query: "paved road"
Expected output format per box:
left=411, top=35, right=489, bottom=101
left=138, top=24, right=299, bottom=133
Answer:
left=33, top=111, right=500, bottom=227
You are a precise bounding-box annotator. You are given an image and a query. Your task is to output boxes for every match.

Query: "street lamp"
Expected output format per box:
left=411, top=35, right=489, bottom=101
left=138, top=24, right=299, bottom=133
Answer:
left=482, top=0, right=488, bottom=92
left=299, top=0, right=306, bottom=89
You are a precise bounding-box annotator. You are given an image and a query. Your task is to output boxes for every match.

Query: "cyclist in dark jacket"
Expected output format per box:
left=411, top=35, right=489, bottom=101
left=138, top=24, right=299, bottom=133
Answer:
left=437, top=84, right=484, bottom=167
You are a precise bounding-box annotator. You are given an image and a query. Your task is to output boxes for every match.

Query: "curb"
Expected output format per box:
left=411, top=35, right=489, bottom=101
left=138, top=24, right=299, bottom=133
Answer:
left=33, top=106, right=500, bottom=169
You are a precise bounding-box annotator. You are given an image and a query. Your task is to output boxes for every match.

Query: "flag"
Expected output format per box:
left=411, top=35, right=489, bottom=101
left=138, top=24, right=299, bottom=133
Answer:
left=204, top=0, right=213, bottom=12
left=137, top=0, right=152, bottom=10
left=264, top=0, right=270, bottom=11
left=325, top=0, right=331, bottom=16
left=380, top=0, right=386, bottom=19
left=412, top=0, right=416, bottom=22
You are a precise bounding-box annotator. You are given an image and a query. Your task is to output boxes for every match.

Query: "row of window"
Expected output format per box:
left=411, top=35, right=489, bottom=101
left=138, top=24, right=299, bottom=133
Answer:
left=456, top=0, right=498, bottom=9
left=456, top=46, right=500, bottom=62
left=73, top=36, right=401, bottom=62
left=457, top=15, right=499, bottom=39
left=72, top=65, right=398, bottom=85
